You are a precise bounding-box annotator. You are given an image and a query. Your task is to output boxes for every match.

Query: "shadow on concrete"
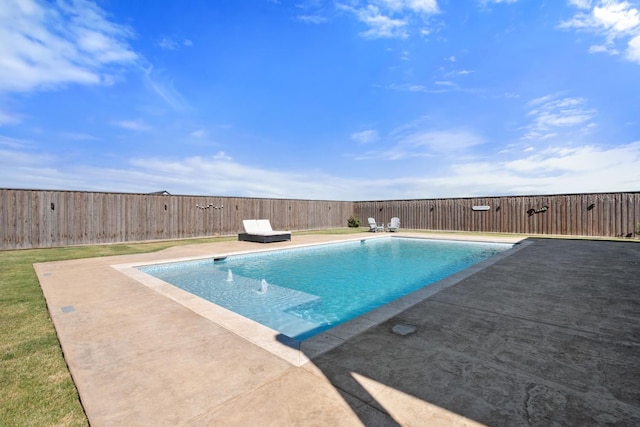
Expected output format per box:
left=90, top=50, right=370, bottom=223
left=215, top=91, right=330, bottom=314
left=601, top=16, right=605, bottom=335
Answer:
left=300, top=238, right=640, bottom=426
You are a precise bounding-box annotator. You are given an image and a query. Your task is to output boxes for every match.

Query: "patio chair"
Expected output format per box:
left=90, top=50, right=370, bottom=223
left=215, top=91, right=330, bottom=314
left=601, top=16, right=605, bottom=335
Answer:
left=368, top=217, right=384, bottom=232
left=387, top=217, right=400, bottom=232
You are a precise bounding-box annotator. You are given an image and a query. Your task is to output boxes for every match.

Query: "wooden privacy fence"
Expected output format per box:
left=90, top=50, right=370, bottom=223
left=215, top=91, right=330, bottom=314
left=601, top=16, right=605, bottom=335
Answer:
left=355, top=192, right=640, bottom=238
left=0, top=189, right=353, bottom=250
left=1, top=189, right=639, bottom=250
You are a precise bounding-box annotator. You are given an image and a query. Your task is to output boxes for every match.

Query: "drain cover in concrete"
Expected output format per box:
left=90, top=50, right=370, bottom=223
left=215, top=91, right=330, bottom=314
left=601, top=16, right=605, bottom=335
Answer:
left=392, top=323, right=417, bottom=336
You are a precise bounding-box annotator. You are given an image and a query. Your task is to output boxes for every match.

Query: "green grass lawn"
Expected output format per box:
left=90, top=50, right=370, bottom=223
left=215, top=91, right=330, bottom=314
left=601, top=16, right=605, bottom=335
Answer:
left=0, top=229, right=368, bottom=426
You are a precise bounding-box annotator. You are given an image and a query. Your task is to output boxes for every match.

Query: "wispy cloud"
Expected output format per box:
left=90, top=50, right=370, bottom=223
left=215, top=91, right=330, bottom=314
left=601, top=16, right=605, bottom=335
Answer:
left=387, top=82, right=452, bottom=93
left=560, top=0, right=640, bottom=63
left=446, top=69, right=474, bottom=76
left=388, top=83, right=430, bottom=92
left=0, top=109, right=24, bottom=126
left=157, top=36, right=193, bottom=50
left=158, top=37, right=180, bottom=50
left=380, top=0, right=439, bottom=14
left=0, top=135, right=31, bottom=149
left=358, top=129, right=485, bottom=160
left=143, top=66, right=190, bottom=112
left=112, top=119, right=151, bottom=131
left=522, top=95, right=596, bottom=141
left=296, top=15, right=328, bottom=24
left=59, top=132, right=99, bottom=141
left=337, top=0, right=439, bottom=39
left=629, top=32, right=640, bottom=61
left=434, top=80, right=455, bottom=87
left=568, top=0, right=592, bottom=9
left=127, top=154, right=366, bottom=199
left=351, top=129, right=379, bottom=144
left=0, top=0, right=138, bottom=93
left=397, top=129, right=485, bottom=153
left=340, top=4, right=409, bottom=38
left=480, top=0, right=519, bottom=5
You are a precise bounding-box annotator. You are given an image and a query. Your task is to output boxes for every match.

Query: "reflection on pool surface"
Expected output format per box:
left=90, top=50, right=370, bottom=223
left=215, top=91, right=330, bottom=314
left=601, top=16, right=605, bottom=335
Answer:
left=139, top=237, right=512, bottom=340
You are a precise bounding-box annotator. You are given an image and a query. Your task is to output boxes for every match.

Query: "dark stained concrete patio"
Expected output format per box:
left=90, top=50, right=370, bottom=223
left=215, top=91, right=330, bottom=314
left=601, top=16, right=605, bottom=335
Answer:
left=310, top=238, right=640, bottom=426
left=37, top=235, right=640, bottom=426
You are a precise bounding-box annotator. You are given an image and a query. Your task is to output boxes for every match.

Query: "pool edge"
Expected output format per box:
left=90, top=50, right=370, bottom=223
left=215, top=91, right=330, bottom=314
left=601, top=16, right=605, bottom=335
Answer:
left=112, top=234, right=530, bottom=367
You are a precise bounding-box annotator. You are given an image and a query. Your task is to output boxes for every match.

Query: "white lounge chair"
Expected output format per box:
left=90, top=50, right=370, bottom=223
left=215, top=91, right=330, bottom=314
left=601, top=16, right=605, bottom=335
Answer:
left=387, top=217, right=400, bottom=232
left=368, top=217, right=384, bottom=232
left=238, top=219, right=291, bottom=243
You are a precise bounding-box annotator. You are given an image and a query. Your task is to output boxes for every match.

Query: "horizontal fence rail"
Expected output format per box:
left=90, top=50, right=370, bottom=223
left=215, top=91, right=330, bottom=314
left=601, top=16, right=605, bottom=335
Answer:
left=1, top=189, right=638, bottom=250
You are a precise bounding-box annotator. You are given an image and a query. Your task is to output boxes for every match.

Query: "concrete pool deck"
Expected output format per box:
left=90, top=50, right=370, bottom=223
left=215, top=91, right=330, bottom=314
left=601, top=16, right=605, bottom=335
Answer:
left=35, top=233, right=640, bottom=426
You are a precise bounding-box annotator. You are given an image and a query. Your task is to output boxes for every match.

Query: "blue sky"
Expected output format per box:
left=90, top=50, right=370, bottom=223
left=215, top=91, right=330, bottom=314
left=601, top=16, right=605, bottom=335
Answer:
left=1, top=0, right=639, bottom=200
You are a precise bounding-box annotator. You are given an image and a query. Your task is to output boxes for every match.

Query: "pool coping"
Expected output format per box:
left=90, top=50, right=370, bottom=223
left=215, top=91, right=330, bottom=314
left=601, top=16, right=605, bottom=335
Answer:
left=113, top=234, right=529, bottom=366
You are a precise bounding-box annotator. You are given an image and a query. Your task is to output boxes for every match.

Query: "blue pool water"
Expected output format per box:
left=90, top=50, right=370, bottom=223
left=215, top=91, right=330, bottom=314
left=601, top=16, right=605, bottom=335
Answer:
left=139, top=237, right=511, bottom=341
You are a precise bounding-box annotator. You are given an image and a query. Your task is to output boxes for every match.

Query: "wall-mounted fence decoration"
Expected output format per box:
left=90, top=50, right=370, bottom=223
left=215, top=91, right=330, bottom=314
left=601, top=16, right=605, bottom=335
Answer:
left=527, top=205, right=549, bottom=216
left=196, top=203, right=224, bottom=210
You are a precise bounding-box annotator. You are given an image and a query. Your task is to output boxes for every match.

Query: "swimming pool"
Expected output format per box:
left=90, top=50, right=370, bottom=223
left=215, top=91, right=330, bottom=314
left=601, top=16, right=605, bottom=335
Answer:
left=139, top=237, right=512, bottom=341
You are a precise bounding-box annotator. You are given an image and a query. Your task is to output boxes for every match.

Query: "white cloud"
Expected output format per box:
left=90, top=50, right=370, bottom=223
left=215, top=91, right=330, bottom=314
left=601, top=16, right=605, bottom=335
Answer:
left=351, top=129, right=379, bottom=144
left=337, top=0, right=439, bottom=39
left=430, top=141, right=640, bottom=197
left=503, top=142, right=640, bottom=180
left=522, top=95, right=596, bottom=141
left=404, top=0, right=439, bottom=13
left=627, top=33, right=640, bottom=60
left=560, top=0, right=640, bottom=63
left=1, top=138, right=639, bottom=199
left=0, top=0, right=138, bottom=93
left=594, top=1, right=640, bottom=33
left=353, top=5, right=409, bottom=39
